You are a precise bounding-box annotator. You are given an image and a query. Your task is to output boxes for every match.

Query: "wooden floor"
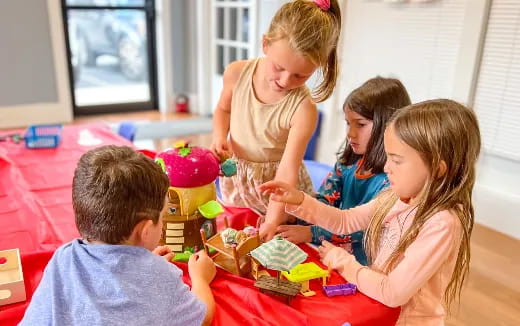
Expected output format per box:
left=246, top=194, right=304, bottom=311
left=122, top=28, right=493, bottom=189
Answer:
left=74, top=110, right=520, bottom=326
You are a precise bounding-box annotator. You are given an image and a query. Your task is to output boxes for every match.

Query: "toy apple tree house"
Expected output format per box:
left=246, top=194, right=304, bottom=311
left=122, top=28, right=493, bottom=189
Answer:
left=155, top=142, right=225, bottom=254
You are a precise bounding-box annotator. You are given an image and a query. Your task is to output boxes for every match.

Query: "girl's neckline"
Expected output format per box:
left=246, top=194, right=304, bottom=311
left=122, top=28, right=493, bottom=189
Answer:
left=354, top=157, right=375, bottom=179
left=250, top=57, right=295, bottom=107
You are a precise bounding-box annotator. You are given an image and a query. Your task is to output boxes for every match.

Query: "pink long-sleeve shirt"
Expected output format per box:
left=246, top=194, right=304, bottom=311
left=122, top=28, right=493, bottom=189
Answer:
left=286, top=194, right=462, bottom=326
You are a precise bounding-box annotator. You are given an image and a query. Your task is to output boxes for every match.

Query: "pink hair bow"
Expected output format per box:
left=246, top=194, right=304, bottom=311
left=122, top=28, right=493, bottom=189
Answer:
left=314, top=0, right=330, bottom=11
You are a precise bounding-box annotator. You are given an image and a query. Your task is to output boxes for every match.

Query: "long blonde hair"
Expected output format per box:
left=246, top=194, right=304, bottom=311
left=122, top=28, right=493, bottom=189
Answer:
left=364, top=99, right=481, bottom=310
left=264, top=0, right=341, bottom=102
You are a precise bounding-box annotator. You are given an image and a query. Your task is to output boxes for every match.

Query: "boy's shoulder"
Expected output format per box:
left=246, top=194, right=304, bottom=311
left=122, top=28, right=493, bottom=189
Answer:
left=53, top=240, right=182, bottom=279
left=20, top=240, right=197, bottom=326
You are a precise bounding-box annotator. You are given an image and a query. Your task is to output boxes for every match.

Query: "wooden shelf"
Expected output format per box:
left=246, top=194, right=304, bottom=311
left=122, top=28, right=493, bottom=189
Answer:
left=204, top=234, right=236, bottom=258
left=213, top=254, right=251, bottom=276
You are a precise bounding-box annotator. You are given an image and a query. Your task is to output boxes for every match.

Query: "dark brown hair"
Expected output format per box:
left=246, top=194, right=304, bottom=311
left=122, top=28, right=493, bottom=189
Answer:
left=337, top=77, right=411, bottom=173
left=73, top=145, right=169, bottom=244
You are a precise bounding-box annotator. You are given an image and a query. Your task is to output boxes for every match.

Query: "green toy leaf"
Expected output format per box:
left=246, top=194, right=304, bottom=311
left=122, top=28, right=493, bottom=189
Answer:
left=155, top=158, right=166, bottom=172
left=178, top=147, right=191, bottom=157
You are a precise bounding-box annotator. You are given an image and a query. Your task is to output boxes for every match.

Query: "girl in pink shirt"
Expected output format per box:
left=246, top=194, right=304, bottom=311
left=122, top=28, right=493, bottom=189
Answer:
left=259, top=99, right=481, bottom=326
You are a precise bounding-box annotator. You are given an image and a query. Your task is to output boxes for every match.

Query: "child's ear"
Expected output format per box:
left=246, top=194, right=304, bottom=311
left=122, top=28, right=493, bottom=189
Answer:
left=140, top=219, right=155, bottom=240
left=436, top=160, right=447, bottom=179
left=128, top=219, right=153, bottom=246
left=262, top=35, right=269, bottom=54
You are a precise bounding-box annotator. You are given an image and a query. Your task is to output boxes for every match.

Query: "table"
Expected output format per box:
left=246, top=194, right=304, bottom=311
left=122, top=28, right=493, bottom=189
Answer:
left=0, top=126, right=400, bottom=325
left=0, top=124, right=131, bottom=253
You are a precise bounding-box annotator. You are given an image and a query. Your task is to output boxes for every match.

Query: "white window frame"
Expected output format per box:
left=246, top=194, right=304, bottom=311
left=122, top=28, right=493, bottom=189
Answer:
left=196, top=0, right=258, bottom=116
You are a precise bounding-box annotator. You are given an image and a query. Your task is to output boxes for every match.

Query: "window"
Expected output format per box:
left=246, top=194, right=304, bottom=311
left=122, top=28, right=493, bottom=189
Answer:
left=473, top=0, right=520, bottom=161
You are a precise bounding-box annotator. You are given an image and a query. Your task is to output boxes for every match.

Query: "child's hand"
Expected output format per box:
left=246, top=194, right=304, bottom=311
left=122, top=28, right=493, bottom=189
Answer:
left=210, top=138, right=232, bottom=159
left=319, top=240, right=361, bottom=283
left=318, top=240, right=356, bottom=270
left=259, top=222, right=278, bottom=242
left=258, top=181, right=305, bottom=205
left=276, top=225, right=312, bottom=244
left=153, top=245, right=175, bottom=262
left=188, top=250, right=216, bottom=285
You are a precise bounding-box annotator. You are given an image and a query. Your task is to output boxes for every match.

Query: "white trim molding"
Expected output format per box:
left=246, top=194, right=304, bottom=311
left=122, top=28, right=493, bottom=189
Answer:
left=452, top=0, right=492, bottom=106
left=155, top=0, right=174, bottom=113
left=197, top=0, right=213, bottom=116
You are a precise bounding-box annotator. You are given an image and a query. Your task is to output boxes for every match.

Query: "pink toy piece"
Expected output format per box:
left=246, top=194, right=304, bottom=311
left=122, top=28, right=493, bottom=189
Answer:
left=156, top=146, right=220, bottom=187
left=0, top=257, right=6, bottom=265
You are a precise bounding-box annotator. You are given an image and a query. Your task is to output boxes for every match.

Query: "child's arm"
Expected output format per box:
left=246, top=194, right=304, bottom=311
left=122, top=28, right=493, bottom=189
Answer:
left=315, top=163, right=344, bottom=207
left=311, top=174, right=389, bottom=245
left=188, top=251, right=217, bottom=326
left=259, top=99, right=318, bottom=240
left=210, top=60, right=247, bottom=157
left=307, top=163, right=346, bottom=244
left=260, top=180, right=375, bottom=235
left=326, top=211, right=460, bottom=308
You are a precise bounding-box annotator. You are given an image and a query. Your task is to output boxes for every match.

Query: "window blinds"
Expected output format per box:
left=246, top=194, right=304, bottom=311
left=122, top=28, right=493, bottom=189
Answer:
left=337, top=0, right=467, bottom=104
left=473, top=0, right=520, bottom=161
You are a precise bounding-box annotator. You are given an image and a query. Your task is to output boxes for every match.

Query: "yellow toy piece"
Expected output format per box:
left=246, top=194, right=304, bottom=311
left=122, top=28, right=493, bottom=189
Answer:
left=169, top=183, right=216, bottom=216
left=173, top=140, right=186, bottom=148
left=282, top=262, right=329, bottom=297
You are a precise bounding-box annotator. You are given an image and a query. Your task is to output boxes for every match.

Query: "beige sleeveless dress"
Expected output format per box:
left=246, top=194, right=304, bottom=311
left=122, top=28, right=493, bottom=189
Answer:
left=219, top=58, right=314, bottom=214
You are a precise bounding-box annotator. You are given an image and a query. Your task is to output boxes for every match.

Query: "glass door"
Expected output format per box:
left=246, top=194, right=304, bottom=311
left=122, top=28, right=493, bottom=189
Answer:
left=211, top=0, right=257, bottom=110
left=62, top=0, right=157, bottom=114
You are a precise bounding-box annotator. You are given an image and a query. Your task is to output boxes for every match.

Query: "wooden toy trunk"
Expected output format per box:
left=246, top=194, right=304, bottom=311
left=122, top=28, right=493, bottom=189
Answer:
left=0, top=249, right=26, bottom=306
left=161, top=212, right=216, bottom=253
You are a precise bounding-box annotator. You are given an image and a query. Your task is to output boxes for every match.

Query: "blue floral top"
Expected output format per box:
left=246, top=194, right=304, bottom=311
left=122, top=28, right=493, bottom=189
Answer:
left=300, top=158, right=389, bottom=265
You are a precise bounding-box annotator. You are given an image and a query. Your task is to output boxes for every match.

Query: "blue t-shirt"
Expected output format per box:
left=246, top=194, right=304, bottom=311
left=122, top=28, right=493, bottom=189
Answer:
left=20, top=239, right=206, bottom=326
left=299, top=160, right=388, bottom=265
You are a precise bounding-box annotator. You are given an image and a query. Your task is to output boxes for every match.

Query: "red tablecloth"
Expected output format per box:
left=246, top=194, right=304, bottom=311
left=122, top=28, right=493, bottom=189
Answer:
left=0, top=124, right=132, bottom=253
left=0, top=126, right=399, bottom=325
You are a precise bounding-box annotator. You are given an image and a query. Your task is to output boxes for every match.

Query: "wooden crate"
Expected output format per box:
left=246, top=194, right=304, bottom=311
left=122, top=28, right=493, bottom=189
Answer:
left=0, top=249, right=26, bottom=306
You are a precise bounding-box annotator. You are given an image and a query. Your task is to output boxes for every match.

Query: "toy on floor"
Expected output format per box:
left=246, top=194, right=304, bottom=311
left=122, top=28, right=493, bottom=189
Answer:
left=200, top=217, right=261, bottom=276
left=0, top=249, right=26, bottom=306
left=250, top=236, right=308, bottom=303
left=155, top=142, right=231, bottom=254
left=281, top=262, right=329, bottom=297
left=323, top=283, right=357, bottom=297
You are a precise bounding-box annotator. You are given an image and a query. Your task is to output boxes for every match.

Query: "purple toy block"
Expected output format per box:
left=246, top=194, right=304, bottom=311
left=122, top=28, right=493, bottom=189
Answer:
left=323, top=283, right=357, bottom=297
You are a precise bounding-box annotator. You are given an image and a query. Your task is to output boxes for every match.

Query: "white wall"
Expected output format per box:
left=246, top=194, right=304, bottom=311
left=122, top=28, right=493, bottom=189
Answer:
left=473, top=154, right=520, bottom=239
left=0, top=0, right=72, bottom=128
left=316, top=0, right=520, bottom=239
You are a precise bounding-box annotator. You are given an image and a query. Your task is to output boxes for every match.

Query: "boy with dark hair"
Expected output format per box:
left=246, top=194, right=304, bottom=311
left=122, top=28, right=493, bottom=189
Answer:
left=20, top=145, right=216, bottom=326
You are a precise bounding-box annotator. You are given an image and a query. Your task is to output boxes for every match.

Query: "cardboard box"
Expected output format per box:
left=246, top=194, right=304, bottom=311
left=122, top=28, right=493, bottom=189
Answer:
left=0, top=249, right=26, bottom=306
